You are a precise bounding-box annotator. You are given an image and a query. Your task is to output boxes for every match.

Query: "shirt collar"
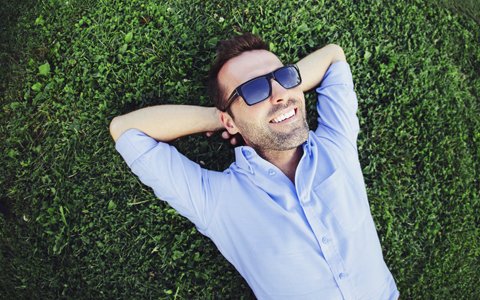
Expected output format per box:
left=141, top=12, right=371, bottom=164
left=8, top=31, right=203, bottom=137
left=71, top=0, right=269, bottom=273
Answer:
left=232, top=132, right=338, bottom=195
left=233, top=131, right=316, bottom=175
left=234, top=146, right=257, bottom=175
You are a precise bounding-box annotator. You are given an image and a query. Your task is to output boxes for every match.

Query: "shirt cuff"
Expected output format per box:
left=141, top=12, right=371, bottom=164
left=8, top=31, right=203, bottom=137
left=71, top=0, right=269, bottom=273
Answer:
left=317, top=61, right=354, bottom=89
left=115, top=128, right=159, bottom=167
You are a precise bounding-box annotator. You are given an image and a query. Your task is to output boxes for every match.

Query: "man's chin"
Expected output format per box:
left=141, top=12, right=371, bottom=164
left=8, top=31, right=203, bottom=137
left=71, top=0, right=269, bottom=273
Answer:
left=269, top=127, right=309, bottom=151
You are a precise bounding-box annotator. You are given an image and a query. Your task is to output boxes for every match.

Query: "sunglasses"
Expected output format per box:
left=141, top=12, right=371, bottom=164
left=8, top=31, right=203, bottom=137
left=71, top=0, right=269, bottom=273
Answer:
left=222, top=64, right=302, bottom=111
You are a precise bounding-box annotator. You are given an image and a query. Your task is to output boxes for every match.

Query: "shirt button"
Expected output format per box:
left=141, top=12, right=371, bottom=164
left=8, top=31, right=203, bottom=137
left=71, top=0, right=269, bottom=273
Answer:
left=339, top=273, right=348, bottom=280
left=268, top=169, right=276, bottom=176
left=244, top=150, right=252, bottom=158
left=300, top=195, right=309, bottom=205
left=322, top=237, right=330, bottom=244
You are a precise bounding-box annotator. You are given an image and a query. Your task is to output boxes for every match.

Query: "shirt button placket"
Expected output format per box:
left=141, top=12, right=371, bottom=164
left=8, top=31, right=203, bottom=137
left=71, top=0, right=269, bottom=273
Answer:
left=298, top=190, right=352, bottom=296
left=306, top=212, right=351, bottom=297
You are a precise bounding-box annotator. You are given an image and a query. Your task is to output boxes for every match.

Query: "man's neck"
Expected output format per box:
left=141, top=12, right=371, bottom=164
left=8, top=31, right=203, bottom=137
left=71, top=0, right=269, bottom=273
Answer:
left=257, top=146, right=303, bottom=184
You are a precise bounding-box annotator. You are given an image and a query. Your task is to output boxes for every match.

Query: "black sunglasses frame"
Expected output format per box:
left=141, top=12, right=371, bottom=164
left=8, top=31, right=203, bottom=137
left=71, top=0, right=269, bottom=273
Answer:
left=222, top=64, right=302, bottom=112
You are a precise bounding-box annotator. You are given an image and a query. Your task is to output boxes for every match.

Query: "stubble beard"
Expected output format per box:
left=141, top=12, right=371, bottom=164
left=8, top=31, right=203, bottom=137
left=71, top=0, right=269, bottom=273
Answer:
left=239, top=100, right=310, bottom=152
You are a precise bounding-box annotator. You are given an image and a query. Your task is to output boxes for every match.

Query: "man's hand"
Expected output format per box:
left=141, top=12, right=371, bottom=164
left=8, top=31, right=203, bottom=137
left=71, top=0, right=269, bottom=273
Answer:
left=205, top=130, right=243, bottom=146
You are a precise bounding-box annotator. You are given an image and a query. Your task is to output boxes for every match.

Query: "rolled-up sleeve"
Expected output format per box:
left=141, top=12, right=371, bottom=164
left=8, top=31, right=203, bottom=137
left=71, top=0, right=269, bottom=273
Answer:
left=115, top=128, right=221, bottom=232
left=314, top=61, right=360, bottom=149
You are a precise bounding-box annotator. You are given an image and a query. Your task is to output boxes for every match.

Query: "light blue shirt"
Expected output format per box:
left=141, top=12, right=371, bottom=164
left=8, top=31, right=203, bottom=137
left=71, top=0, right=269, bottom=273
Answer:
left=116, top=62, right=400, bottom=299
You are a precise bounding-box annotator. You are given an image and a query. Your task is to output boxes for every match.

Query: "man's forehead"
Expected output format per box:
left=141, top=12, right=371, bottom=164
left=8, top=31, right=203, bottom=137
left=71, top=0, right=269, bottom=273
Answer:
left=219, top=50, right=283, bottom=88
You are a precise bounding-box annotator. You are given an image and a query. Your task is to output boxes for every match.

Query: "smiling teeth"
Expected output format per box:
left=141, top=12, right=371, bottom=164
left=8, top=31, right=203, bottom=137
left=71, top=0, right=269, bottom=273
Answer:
left=272, top=109, right=295, bottom=123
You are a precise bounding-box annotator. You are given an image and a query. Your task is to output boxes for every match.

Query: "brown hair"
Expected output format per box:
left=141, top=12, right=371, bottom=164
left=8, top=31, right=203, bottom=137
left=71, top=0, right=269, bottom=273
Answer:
left=208, top=33, right=269, bottom=112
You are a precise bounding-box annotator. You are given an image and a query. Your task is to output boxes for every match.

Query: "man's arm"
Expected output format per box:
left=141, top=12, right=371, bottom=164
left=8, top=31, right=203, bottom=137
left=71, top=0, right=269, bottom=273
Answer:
left=109, top=105, right=224, bottom=142
left=309, top=44, right=359, bottom=149
left=296, top=44, right=346, bottom=92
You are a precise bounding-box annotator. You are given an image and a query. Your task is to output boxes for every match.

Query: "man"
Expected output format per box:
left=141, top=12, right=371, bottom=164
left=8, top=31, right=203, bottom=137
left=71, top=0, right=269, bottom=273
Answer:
left=109, top=33, right=400, bottom=299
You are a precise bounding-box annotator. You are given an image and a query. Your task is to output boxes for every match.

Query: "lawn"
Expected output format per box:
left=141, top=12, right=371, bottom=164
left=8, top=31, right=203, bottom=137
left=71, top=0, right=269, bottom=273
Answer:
left=1, top=0, right=479, bottom=298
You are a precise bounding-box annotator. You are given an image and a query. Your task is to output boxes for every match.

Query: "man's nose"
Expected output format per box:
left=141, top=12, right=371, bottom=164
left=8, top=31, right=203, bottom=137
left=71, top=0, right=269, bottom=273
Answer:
left=269, top=79, right=289, bottom=104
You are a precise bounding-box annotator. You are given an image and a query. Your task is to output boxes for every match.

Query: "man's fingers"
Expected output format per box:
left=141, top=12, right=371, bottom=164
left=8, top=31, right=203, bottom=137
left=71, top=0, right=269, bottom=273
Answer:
left=221, top=131, right=231, bottom=139
left=206, top=130, right=239, bottom=146
left=206, top=130, right=231, bottom=139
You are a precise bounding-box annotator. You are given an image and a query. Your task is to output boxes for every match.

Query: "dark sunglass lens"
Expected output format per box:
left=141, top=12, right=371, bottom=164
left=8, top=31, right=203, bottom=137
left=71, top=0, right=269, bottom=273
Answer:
left=241, top=77, right=271, bottom=105
left=275, top=66, right=301, bottom=89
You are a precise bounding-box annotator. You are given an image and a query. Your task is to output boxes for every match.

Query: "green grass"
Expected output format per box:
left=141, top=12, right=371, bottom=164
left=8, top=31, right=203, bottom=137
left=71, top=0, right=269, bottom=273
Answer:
left=440, top=0, right=480, bottom=25
left=1, top=0, right=479, bottom=298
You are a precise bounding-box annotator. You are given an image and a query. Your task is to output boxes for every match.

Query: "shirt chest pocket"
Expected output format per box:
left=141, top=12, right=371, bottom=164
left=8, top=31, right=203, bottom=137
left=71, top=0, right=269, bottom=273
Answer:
left=313, top=169, right=369, bottom=232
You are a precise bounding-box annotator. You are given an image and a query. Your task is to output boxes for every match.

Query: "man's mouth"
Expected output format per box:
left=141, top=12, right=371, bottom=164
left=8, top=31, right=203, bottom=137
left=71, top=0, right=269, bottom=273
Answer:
left=270, top=108, right=297, bottom=123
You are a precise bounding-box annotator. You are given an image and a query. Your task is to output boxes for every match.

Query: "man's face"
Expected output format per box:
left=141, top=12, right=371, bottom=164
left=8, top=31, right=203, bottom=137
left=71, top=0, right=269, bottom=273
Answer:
left=218, top=50, right=309, bottom=152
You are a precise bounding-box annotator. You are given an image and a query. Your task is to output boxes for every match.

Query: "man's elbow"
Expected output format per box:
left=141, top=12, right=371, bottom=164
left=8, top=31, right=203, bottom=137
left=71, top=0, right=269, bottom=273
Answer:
left=109, top=116, right=124, bottom=142
left=330, top=44, right=346, bottom=63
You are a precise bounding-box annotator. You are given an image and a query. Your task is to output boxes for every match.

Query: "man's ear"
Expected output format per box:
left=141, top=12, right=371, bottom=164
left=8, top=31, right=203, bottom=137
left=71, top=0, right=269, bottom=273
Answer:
left=220, top=111, right=239, bottom=135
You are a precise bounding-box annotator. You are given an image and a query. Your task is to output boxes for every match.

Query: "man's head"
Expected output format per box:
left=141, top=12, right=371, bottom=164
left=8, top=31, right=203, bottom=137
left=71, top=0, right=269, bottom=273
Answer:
left=208, top=33, right=269, bottom=111
left=208, top=34, right=309, bottom=153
